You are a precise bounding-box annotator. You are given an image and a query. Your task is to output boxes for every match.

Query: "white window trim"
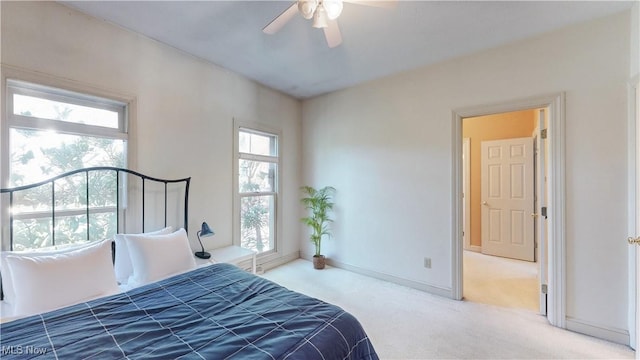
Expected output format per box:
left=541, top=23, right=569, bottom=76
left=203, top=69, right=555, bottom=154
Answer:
left=1, top=65, right=137, bottom=187
left=7, top=79, right=127, bottom=140
left=232, top=118, right=282, bottom=262
left=0, top=65, right=136, bottom=251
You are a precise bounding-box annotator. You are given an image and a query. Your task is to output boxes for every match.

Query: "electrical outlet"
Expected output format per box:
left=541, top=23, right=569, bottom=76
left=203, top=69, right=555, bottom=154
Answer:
left=424, top=257, right=431, bottom=269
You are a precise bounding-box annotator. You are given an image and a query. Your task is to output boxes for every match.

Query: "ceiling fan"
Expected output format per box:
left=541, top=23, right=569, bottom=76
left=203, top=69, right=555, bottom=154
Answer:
left=263, top=0, right=396, bottom=48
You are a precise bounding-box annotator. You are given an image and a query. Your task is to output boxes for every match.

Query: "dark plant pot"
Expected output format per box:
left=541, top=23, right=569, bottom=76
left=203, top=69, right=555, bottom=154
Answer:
left=313, top=255, right=326, bottom=270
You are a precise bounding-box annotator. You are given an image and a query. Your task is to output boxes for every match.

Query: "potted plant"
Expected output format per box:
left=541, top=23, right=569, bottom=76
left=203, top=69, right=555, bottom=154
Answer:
left=301, top=185, right=336, bottom=269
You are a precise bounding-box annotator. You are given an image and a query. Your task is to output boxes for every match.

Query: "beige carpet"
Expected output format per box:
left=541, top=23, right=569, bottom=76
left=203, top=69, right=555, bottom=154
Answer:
left=463, top=250, right=539, bottom=311
left=262, top=259, right=633, bottom=359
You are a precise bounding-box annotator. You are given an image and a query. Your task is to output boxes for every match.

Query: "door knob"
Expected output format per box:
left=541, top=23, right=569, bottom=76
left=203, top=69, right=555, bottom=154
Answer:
left=482, top=201, right=489, bottom=206
left=629, top=237, right=640, bottom=245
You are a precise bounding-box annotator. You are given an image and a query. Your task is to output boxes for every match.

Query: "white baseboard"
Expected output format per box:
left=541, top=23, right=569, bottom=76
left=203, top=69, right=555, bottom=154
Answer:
left=566, top=317, right=630, bottom=346
left=300, top=253, right=452, bottom=298
left=464, top=245, right=481, bottom=252
left=233, top=251, right=299, bottom=274
left=258, top=251, right=300, bottom=273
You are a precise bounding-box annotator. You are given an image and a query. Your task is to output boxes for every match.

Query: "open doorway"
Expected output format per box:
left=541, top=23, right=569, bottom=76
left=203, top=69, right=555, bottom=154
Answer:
left=461, top=109, right=542, bottom=312
left=451, top=93, right=566, bottom=328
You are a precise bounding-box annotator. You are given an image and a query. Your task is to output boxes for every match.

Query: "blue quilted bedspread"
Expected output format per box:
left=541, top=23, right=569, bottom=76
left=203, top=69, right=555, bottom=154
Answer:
left=0, top=263, right=378, bottom=359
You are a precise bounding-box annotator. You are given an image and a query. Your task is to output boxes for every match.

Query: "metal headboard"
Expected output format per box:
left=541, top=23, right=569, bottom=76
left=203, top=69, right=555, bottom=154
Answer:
left=0, top=167, right=190, bottom=251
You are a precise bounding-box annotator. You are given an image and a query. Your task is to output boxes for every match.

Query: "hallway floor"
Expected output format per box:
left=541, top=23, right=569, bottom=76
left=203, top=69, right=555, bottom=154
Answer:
left=463, top=250, right=539, bottom=311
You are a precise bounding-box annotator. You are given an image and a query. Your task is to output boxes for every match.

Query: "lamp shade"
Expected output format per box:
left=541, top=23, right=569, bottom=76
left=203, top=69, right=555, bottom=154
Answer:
left=195, top=221, right=214, bottom=259
left=200, top=222, right=215, bottom=237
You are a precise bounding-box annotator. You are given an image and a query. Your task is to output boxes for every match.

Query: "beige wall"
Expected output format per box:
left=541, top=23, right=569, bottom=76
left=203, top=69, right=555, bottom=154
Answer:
left=303, top=11, right=630, bottom=342
left=1, top=0, right=635, bottom=345
left=0, top=2, right=303, bottom=264
left=462, top=110, right=537, bottom=248
left=631, top=3, right=639, bottom=78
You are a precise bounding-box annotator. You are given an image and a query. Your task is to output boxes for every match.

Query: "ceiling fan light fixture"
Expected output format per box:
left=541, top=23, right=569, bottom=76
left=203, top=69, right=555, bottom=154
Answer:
left=298, top=0, right=318, bottom=20
left=312, top=6, right=329, bottom=28
left=323, top=0, right=343, bottom=20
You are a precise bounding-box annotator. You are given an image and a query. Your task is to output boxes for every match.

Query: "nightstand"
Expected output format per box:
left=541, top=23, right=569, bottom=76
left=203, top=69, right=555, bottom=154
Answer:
left=209, top=245, right=257, bottom=274
left=194, top=256, right=215, bottom=267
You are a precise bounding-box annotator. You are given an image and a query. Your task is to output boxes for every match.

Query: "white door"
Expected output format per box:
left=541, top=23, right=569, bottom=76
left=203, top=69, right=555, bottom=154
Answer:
left=631, top=80, right=640, bottom=354
left=481, top=137, right=535, bottom=261
left=536, top=110, right=548, bottom=315
left=463, top=138, right=472, bottom=251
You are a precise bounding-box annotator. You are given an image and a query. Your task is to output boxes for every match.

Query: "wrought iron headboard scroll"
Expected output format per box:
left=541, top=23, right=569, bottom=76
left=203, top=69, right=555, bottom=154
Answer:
left=0, top=167, right=190, bottom=251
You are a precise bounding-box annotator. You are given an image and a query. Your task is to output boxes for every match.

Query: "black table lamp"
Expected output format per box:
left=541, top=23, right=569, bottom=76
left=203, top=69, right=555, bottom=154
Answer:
left=195, top=221, right=214, bottom=259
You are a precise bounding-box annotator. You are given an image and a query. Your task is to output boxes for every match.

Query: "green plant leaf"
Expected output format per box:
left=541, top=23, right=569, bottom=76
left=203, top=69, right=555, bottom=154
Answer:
left=300, top=185, right=335, bottom=256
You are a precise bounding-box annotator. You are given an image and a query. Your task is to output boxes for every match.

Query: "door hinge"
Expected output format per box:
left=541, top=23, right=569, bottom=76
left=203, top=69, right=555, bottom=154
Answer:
left=541, top=128, right=547, bottom=139
left=541, top=284, right=548, bottom=294
left=541, top=206, right=547, bottom=219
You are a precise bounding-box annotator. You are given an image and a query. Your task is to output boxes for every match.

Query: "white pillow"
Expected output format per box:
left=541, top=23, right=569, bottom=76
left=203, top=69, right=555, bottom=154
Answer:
left=113, top=226, right=172, bottom=284
left=126, top=228, right=196, bottom=286
left=1, top=241, right=96, bottom=306
left=3, top=239, right=120, bottom=317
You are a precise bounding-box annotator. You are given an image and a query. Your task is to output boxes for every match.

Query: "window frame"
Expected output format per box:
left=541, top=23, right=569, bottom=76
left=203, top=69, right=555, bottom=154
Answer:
left=7, top=79, right=128, bottom=141
left=1, top=72, right=132, bottom=251
left=233, top=119, right=282, bottom=260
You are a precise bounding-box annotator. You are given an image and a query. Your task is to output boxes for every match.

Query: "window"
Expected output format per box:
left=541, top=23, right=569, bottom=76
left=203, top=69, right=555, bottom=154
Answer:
left=235, top=125, right=279, bottom=255
left=3, top=80, right=128, bottom=250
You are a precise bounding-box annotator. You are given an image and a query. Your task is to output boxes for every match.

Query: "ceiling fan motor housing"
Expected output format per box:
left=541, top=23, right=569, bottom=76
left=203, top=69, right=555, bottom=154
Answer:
left=298, top=0, right=318, bottom=19
left=298, top=0, right=343, bottom=21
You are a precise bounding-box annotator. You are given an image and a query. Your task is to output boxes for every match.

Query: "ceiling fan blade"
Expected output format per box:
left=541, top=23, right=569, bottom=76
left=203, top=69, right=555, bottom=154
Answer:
left=323, top=20, right=342, bottom=48
left=263, top=3, right=299, bottom=35
left=343, top=0, right=397, bottom=8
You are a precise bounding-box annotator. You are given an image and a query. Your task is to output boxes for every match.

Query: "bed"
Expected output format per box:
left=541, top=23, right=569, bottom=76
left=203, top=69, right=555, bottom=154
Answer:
left=0, top=167, right=378, bottom=359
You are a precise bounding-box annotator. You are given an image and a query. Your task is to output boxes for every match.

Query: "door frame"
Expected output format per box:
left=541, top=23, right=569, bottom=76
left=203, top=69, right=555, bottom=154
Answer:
left=534, top=109, right=548, bottom=315
left=628, top=75, right=639, bottom=350
left=462, top=138, right=477, bottom=252
left=451, top=93, right=566, bottom=328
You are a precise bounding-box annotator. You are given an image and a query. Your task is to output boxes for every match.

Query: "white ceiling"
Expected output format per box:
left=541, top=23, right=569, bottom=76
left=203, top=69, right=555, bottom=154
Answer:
left=62, top=1, right=634, bottom=99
